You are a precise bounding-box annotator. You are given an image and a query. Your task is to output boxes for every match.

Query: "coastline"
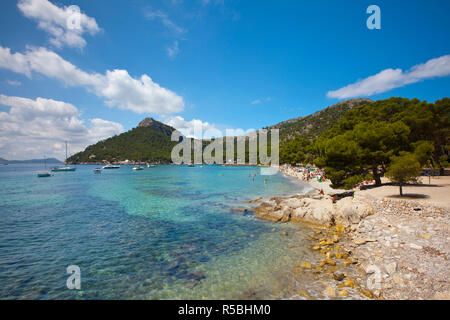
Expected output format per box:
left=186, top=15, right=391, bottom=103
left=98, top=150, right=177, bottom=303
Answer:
left=249, top=167, right=450, bottom=300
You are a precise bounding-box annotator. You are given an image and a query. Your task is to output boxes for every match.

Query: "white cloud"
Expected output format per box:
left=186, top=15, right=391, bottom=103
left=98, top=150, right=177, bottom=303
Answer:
left=251, top=97, right=271, bottom=105
left=167, top=40, right=180, bottom=59
left=327, top=55, right=450, bottom=99
left=201, top=0, right=225, bottom=6
left=0, top=94, right=124, bottom=160
left=0, top=46, right=185, bottom=114
left=6, top=80, right=22, bottom=86
left=100, top=70, right=184, bottom=113
left=161, top=115, right=254, bottom=139
left=143, top=8, right=186, bottom=35
left=162, top=115, right=217, bottom=139
left=18, top=0, right=100, bottom=49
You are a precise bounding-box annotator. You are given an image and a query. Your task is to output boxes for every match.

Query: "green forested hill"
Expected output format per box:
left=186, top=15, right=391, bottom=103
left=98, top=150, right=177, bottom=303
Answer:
left=68, top=99, right=375, bottom=164
left=67, top=118, right=178, bottom=163
left=270, top=98, right=373, bottom=142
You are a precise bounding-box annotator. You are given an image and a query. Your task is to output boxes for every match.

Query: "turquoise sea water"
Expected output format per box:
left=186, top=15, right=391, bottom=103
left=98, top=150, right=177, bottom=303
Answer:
left=0, top=164, right=321, bottom=299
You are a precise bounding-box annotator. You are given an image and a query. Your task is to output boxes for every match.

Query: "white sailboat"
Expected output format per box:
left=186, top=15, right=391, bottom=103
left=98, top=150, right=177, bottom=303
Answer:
left=102, top=164, right=120, bottom=169
left=51, top=142, right=76, bottom=172
left=37, top=157, right=51, bottom=178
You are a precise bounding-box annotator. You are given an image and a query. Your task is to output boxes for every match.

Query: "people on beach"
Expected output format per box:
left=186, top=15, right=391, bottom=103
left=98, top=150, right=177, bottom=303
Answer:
left=279, top=164, right=326, bottom=183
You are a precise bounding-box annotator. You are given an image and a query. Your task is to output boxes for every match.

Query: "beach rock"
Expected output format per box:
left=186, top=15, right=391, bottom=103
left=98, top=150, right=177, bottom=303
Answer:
left=433, top=291, right=450, bottom=300
left=385, top=262, right=397, bottom=275
left=300, top=262, right=312, bottom=269
left=333, top=272, right=346, bottom=281
left=232, top=208, right=248, bottom=213
left=254, top=196, right=336, bottom=225
left=353, top=238, right=377, bottom=245
left=339, top=289, right=349, bottom=297
left=247, top=197, right=262, bottom=204
left=297, top=289, right=312, bottom=300
left=290, top=197, right=334, bottom=224
left=409, top=243, right=423, bottom=250
left=323, top=285, right=336, bottom=297
left=335, top=197, right=374, bottom=227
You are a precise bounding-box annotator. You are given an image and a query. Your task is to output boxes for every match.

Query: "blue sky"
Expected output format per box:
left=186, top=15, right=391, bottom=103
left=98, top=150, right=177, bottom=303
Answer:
left=0, top=0, right=449, bottom=159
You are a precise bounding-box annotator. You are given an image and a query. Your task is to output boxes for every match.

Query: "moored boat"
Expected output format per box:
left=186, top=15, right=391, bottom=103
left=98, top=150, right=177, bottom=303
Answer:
left=37, top=171, right=51, bottom=178
left=37, top=157, right=51, bottom=177
left=51, top=142, right=76, bottom=172
left=51, top=166, right=76, bottom=172
left=102, top=164, right=120, bottom=169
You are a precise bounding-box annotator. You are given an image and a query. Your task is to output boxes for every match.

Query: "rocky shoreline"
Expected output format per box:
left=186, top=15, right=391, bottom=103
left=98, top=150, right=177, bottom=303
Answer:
left=247, top=183, right=450, bottom=300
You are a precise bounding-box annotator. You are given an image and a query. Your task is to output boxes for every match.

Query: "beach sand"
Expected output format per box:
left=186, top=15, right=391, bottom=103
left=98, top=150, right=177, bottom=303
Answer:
left=357, top=176, right=450, bottom=208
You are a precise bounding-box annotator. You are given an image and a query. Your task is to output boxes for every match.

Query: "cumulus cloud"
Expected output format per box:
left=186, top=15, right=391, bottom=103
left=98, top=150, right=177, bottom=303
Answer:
left=161, top=115, right=254, bottom=139
left=327, top=55, right=450, bottom=99
left=17, top=0, right=100, bottom=49
left=100, top=70, right=184, bottom=113
left=162, top=115, right=217, bottom=139
left=0, top=46, right=185, bottom=114
left=0, top=94, right=124, bottom=160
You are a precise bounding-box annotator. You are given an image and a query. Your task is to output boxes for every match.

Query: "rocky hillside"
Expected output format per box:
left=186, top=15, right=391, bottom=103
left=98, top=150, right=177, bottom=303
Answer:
left=269, top=98, right=373, bottom=142
left=67, top=118, right=178, bottom=163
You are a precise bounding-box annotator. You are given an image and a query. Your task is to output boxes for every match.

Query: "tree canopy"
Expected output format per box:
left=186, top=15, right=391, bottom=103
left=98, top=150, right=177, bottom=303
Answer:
left=312, top=97, right=449, bottom=189
left=385, top=152, right=422, bottom=196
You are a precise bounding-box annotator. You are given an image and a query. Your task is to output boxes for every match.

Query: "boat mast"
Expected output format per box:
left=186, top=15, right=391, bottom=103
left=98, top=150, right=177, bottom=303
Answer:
left=65, top=141, right=68, bottom=164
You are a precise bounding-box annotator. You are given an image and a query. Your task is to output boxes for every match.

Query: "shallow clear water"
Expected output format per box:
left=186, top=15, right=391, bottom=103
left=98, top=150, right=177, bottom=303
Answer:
left=0, top=164, right=319, bottom=299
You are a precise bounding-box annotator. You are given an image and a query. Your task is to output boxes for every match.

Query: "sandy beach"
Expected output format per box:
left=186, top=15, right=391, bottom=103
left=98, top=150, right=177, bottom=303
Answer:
left=357, top=176, right=450, bottom=208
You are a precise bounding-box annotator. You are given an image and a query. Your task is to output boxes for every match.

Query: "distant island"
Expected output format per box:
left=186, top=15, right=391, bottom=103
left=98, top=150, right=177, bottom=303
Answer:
left=0, top=157, right=62, bottom=165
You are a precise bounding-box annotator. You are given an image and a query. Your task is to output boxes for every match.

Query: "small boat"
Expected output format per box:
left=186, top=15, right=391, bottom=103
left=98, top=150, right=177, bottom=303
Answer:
left=102, top=164, right=120, bottom=169
left=51, top=142, right=76, bottom=172
left=187, top=164, right=195, bottom=167
left=93, top=168, right=102, bottom=174
left=147, top=164, right=155, bottom=168
left=132, top=165, right=144, bottom=171
left=37, top=157, right=51, bottom=177
left=51, top=166, right=76, bottom=172
left=37, top=171, right=51, bottom=178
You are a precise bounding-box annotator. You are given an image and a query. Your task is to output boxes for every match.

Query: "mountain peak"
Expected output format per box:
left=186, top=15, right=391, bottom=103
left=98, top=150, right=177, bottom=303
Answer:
left=137, top=117, right=175, bottom=137
left=138, top=117, right=156, bottom=127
